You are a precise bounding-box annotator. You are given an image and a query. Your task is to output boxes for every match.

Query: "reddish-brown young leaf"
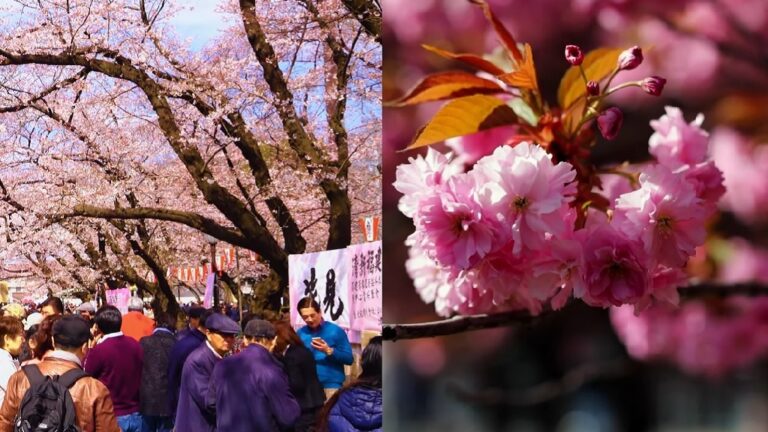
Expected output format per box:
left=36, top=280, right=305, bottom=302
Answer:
left=421, top=44, right=507, bottom=76
left=386, top=71, right=506, bottom=107
left=406, top=94, right=517, bottom=150
left=468, top=0, right=524, bottom=63
left=498, top=44, right=539, bottom=91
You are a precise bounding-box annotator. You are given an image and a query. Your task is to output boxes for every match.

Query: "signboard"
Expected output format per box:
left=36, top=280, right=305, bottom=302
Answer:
left=289, top=248, right=350, bottom=330
left=105, top=288, right=131, bottom=315
left=348, top=241, right=382, bottom=331
left=204, top=273, right=215, bottom=308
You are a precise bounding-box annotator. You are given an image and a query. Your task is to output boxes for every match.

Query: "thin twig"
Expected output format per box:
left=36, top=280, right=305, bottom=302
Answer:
left=383, top=282, right=768, bottom=341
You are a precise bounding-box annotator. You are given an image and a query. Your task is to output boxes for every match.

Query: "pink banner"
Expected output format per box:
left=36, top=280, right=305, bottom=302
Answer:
left=347, top=241, right=382, bottom=331
left=204, top=273, right=215, bottom=308
left=105, top=288, right=131, bottom=315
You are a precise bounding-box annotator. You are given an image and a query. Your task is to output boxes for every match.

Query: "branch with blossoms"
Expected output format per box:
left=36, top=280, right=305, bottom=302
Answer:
left=385, top=0, right=735, bottom=336
left=383, top=282, right=768, bottom=341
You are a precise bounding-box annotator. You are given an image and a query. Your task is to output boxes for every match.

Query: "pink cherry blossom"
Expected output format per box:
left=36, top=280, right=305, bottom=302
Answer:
left=415, top=174, right=497, bottom=269
left=710, top=127, right=768, bottom=222
left=648, top=106, right=709, bottom=169
left=614, top=165, right=706, bottom=268
left=473, top=143, right=577, bottom=254
left=393, top=148, right=462, bottom=218
left=576, top=225, right=650, bottom=308
left=444, top=125, right=517, bottom=165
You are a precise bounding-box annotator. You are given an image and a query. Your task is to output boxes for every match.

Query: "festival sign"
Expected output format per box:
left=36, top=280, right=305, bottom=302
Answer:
left=289, top=248, right=350, bottom=330
left=105, top=288, right=131, bottom=314
left=347, top=241, right=382, bottom=331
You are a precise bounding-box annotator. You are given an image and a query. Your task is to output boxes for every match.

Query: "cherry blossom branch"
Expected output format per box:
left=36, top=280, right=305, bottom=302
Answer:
left=383, top=282, right=768, bottom=341
left=340, top=0, right=381, bottom=42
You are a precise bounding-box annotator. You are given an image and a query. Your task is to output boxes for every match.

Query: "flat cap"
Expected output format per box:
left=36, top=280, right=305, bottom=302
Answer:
left=204, top=313, right=240, bottom=335
left=53, top=315, right=91, bottom=347
left=76, top=302, right=96, bottom=313
left=244, top=319, right=275, bottom=339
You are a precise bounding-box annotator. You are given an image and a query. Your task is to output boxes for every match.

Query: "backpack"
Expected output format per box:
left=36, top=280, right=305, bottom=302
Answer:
left=13, top=365, right=86, bottom=432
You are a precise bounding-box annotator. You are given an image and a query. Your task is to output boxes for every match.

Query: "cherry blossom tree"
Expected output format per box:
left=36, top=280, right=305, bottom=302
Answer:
left=0, top=0, right=381, bottom=312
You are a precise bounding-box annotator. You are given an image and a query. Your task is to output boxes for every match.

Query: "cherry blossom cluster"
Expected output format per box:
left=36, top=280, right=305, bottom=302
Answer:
left=611, top=238, right=768, bottom=377
left=395, top=107, right=725, bottom=317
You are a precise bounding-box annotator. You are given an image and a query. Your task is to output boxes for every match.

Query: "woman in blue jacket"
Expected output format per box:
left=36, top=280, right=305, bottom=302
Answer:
left=319, top=336, right=382, bottom=432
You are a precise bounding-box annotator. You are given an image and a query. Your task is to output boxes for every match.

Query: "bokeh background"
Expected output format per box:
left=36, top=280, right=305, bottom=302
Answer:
left=382, top=0, right=768, bottom=431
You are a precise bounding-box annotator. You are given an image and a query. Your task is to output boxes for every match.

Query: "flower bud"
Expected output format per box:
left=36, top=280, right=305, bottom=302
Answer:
left=641, top=76, right=666, bottom=96
left=597, top=107, right=623, bottom=140
left=617, top=46, right=643, bottom=71
left=586, top=80, right=599, bottom=96
left=565, top=45, right=583, bottom=66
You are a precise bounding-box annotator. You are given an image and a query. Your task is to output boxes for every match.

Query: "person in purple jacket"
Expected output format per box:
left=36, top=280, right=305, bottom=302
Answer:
left=84, top=305, right=144, bottom=432
left=175, top=313, right=239, bottom=432
left=207, top=319, right=300, bottom=432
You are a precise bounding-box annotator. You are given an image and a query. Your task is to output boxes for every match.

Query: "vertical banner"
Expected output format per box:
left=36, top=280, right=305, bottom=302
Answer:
left=289, top=248, right=349, bottom=330
left=358, top=216, right=380, bottom=242
left=204, top=273, right=215, bottom=308
left=348, top=241, right=382, bottom=331
left=105, top=288, right=131, bottom=315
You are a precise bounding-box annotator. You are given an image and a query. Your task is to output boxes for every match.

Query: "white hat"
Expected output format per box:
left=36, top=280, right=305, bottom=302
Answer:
left=24, top=312, right=43, bottom=331
left=128, top=297, right=145, bottom=311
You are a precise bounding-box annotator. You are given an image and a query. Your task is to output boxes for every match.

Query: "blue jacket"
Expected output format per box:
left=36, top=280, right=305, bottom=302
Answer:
left=207, top=344, right=300, bottom=432
left=297, top=321, right=353, bottom=388
left=328, top=386, right=382, bottom=432
left=167, top=327, right=205, bottom=415
left=175, top=343, right=220, bottom=432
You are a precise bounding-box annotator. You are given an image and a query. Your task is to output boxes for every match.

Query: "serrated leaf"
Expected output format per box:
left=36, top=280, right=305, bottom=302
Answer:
left=386, top=71, right=505, bottom=107
left=406, top=95, right=517, bottom=150
left=509, top=98, right=538, bottom=126
left=422, top=44, right=506, bottom=76
left=557, top=47, right=623, bottom=109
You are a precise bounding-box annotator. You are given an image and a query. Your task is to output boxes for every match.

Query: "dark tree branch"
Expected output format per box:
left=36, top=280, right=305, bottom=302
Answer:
left=383, top=282, right=768, bottom=341
left=340, top=0, right=381, bottom=42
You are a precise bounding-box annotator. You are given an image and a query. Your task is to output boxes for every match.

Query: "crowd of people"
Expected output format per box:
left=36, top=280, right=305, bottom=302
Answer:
left=0, top=295, right=382, bottom=432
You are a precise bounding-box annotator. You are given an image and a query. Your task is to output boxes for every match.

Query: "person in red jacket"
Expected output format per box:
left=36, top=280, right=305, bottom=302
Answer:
left=121, top=297, right=155, bottom=342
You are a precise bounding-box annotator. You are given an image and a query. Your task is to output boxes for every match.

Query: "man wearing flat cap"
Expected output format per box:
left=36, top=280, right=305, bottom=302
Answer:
left=175, top=313, right=239, bottom=432
left=207, top=319, right=300, bottom=432
left=0, top=315, right=120, bottom=432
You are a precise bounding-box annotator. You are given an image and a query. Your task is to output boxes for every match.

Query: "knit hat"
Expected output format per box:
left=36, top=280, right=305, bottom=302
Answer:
left=52, top=315, right=91, bottom=347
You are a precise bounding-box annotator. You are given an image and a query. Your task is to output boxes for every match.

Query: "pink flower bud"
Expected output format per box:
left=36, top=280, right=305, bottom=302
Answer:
left=641, top=76, right=666, bottom=96
left=565, top=45, right=583, bottom=66
left=598, top=107, right=623, bottom=140
left=587, top=80, right=600, bottom=96
left=617, top=46, right=643, bottom=71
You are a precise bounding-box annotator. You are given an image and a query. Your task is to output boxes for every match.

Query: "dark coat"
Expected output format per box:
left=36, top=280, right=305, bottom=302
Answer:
left=207, top=344, right=300, bottom=432
left=167, top=327, right=205, bottom=415
left=280, top=344, right=326, bottom=412
left=328, top=386, right=382, bottom=432
left=139, top=329, right=175, bottom=417
left=175, top=343, right=219, bottom=432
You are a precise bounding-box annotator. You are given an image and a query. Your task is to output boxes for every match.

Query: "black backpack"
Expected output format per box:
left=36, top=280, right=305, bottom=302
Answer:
left=13, top=365, right=86, bottom=432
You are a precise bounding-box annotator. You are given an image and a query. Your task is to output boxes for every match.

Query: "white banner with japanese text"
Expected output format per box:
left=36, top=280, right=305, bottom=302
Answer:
left=289, top=248, right=350, bottom=330
left=347, top=241, right=382, bottom=331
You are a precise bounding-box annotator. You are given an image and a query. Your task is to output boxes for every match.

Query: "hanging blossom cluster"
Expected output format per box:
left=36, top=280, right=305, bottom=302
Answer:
left=394, top=43, right=726, bottom=317
left=611, top=238, right=768, bottom=377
